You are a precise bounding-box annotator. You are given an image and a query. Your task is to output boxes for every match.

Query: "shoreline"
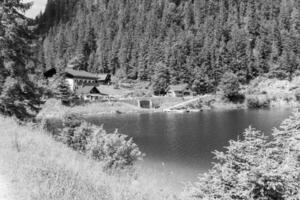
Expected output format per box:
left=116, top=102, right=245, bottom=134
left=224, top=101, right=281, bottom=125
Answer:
left=37, top=95, right=299, bottom=120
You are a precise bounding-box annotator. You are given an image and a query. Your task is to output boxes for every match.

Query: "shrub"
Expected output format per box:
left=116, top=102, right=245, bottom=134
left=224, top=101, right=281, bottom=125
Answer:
left=87, top=128, right=144, bottom=171
left=218, top=72, right=242, bottom=102
left=246, top=95, right=270, bottom=109
left=61, top=114, right=92, bottom=152
left=40, top=118, right=57, bottom=135
left=184, top=112, right=300, bottom=199
left=60, top=114, right=144, bottom=170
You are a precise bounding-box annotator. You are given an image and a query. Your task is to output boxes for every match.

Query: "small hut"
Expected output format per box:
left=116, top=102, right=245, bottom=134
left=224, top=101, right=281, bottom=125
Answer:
left=76, top=86, right=107, bottom=101
left=166, top=84, right=192, bottom=97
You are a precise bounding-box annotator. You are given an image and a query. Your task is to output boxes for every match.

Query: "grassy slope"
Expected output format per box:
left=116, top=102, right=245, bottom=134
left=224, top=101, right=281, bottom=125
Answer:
left=0, top=117, right=176, bottom=200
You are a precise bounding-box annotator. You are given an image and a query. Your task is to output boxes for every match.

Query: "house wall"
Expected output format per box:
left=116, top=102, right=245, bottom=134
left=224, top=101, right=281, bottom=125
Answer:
left=66, top=78, right=75, bottom=91
left=66, top=78, right=99, bottom=92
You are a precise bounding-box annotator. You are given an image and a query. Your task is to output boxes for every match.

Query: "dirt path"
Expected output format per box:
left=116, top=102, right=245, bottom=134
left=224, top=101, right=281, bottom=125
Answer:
left=0, top=174, right=13, bottom=200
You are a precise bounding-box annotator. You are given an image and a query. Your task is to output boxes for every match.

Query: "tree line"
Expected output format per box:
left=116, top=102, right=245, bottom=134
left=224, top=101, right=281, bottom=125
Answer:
left=36, top=0, right=300, bottom=94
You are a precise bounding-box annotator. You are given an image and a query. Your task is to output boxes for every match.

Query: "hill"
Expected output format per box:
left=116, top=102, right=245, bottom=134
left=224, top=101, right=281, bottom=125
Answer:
left=35, top=0, right=300, bottom=94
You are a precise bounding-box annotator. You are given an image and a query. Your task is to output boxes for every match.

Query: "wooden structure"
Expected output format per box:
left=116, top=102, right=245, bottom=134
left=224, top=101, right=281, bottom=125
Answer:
left=43, top=68, right=112, bottom=92
left=138, top=99, right=153, bottom=109
left=166, top=84, right=193, bottom=97
left=64, top=69, right=99, bottom=92
left=76, top=86, right=108, bottom=101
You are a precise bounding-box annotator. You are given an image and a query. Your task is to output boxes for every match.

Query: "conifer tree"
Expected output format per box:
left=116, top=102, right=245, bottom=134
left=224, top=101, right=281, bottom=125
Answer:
left=152, top=62, right=170, bottom=96
left=54, top=78, right=72, bottom=106
left=36, top=0, right=300, bottom=89
left=0, top=0, right=42, bottom=121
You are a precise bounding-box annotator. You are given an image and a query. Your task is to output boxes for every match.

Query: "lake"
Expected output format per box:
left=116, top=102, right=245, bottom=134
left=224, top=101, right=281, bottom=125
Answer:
left=86, top=108, right=292, bottom=191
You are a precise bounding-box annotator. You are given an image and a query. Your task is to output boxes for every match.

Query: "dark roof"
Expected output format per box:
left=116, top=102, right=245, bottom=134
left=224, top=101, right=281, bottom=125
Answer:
left=76, top=86, right=107, bottom=95
left=167, top=84, right=189, bottom=92
left=65, top=69, right=98, bottom=79
left=44, top=68, right=57, bottom=78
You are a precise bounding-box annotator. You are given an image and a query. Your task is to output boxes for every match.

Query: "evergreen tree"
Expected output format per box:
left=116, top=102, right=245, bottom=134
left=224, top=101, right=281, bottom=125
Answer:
left=55, top=78, right=72, bottom=105
left=185, top=112, right=300, bottom=199
left=218, top=72, right=241, bottom=101
left=192, top=68, right=214, bottom=95
left=35, top=0, right=300, bottom=89
left=0, top=0, right=42, bottom=121
left=152, top=62, right=170, bottom=96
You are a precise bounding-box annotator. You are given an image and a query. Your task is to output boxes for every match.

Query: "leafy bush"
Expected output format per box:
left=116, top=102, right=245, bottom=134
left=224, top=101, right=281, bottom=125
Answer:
left=60, top=114, right=144, bottom=170
left=184, top=112, right=300, bottom=199
left=218, top=72, right=242, bottom=101
left=87, top=128, right=144, bottom=170
left=61, top=114, right=92, bottom=152
left=246, top=95, right=270, bottom=109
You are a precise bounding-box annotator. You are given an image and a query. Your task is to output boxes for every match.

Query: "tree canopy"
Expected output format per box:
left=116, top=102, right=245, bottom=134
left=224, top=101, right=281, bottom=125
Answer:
left=36, top=0, right=300, bottom=92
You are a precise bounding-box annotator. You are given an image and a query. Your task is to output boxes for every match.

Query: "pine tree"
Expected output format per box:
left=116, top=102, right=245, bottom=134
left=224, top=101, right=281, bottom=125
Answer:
left=218, top=72, right=241, bottom=101
left=152, top=62, right=170, bottom=96
left=36, top=0, right=300, bottom=88
left=54, top=78, right=72, bottom=106
left=185, top=113, right=300, bottom=199
left=0, top=0, right=42, bottom=121
left=192, top=67, right=214, bottom=95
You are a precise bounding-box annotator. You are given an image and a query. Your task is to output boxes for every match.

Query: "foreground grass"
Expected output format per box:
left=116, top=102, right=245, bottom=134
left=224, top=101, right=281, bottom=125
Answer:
left=0, top=117, right=176, bottom=200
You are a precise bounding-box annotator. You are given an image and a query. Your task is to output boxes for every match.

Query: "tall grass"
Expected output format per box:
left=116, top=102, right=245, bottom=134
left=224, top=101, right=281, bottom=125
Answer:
left=0, top=117, right=176, bottom=200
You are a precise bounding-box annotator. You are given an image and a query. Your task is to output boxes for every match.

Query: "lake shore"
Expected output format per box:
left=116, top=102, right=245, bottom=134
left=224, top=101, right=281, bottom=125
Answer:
left=37, top=77, right=300, bottom=119
left=37, top=95, right=299, bottom=120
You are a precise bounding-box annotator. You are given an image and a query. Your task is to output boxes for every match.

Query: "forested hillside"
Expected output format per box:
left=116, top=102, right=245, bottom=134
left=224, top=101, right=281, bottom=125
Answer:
left=37, top=0, right=300, bottom=93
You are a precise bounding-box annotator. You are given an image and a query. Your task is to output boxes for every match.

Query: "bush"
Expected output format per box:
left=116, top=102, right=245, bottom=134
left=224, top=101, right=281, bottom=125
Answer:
left=218, top=72, right=242, bottom=101
left=61, top=114, right=92, bottom=152
left=60, top=114, right=144, bottom=170
left=246, top=95, right=270, bottom=109
left=87, top=128, right=144, bottom=171
left=184, top=112, right=300, bottom=199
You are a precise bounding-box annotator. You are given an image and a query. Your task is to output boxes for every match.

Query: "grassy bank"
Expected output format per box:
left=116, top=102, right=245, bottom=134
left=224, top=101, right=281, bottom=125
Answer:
left=37, top=97, right=189, bottom=119
left=0, top=117, right=176, bottom=200
left=37, top=99, right=150, bottom=119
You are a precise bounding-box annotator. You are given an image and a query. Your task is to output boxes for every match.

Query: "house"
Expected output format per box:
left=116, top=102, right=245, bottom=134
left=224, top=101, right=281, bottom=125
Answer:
left=98, top=73, right=112, bottom=85
left=64, top=69, right=99, bottom=92
left=43, top=68, right=112, bottom=92
left=76, top=86, right=108, bottom=101
left=166, top=84, right=193, bottom=97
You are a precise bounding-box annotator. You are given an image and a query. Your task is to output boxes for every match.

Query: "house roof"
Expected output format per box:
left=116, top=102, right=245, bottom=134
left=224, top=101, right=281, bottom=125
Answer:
left=65, top=69, right=99, bottom=79
left=98, top=74, right=108, bottom=80
left=167, top=84, right=189, bottom=92
left=76, top=86, right=107, bottom=95
left=44, top=68, right=57, bottom=78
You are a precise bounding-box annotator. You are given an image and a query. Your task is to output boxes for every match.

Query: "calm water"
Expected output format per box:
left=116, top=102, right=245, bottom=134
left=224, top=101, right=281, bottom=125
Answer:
left=86, top=109, right=292, bottom=190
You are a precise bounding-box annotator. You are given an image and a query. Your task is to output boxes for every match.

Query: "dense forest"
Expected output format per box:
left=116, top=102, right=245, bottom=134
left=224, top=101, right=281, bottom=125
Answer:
left=36, top=0, right=300, bottom=93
